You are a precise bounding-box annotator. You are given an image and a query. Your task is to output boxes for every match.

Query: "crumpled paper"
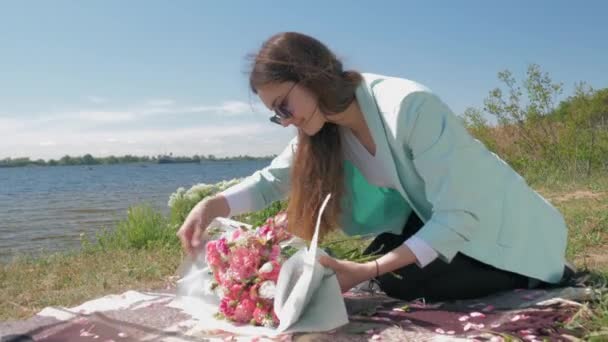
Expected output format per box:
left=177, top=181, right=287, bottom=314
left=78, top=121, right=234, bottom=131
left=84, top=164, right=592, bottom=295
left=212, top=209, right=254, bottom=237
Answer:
left=168, top=194, right=348, bottom=337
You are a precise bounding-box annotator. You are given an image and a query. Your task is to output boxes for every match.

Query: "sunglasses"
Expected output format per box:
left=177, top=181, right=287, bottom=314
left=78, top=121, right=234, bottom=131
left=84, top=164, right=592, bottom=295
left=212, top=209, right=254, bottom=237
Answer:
left=269, top=82, right=297, bottom=125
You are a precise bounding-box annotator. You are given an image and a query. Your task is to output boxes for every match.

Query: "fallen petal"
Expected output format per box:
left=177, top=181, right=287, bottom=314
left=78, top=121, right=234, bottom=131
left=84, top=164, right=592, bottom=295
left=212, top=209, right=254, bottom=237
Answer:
left=435, top=328, right=445, bottom=334
left=459, top=315, right=470, bottom=321
left=490, top=323, right=501, bottom=328
left=447, top=330, right=455, bottom=335
left=371, top=334, right=382, bottom=341
left=511, top=315, right=521, bottom=322
left=463, top=323, right=473, bottom=331
left=117, top=332, right=128, bottom=338
left=470, top=312, right=486, bottom=318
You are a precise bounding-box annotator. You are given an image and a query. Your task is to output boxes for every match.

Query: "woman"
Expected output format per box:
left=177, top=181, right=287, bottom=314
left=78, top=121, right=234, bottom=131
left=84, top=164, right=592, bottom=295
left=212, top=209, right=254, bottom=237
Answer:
left=177, top=32, right=569, bottom=301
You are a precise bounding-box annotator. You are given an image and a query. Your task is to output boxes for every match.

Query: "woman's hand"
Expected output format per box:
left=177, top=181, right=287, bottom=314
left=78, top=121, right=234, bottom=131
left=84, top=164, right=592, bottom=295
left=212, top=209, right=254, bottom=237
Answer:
left=318, top=255, right=376, bottom=293
left=176, top=196, right=230, bottom=257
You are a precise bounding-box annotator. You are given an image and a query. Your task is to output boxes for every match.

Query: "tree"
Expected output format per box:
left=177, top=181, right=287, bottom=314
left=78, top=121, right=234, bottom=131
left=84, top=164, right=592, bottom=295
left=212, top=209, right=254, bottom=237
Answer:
left=483, top=64, right=564, bottom=169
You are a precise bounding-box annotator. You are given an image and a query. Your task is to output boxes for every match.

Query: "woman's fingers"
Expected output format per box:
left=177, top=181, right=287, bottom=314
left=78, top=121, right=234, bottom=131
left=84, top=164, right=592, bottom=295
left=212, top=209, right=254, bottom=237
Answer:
left=318, top=255, right=338, bottom=270
left=191, top=224, right=202, bottom=249
left=176, top=228, right=193, bottom=256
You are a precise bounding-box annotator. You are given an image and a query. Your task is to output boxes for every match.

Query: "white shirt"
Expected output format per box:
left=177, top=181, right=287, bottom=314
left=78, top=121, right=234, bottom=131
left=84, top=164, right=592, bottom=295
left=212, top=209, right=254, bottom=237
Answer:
left=221, top=128, right=438, bottom=268
left=339, top=127, right=438, bottom=268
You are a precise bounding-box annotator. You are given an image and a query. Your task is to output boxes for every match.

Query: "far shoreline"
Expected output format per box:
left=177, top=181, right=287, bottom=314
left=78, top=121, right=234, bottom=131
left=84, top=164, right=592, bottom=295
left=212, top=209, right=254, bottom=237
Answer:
left=0, top=154, right=275, bottom=168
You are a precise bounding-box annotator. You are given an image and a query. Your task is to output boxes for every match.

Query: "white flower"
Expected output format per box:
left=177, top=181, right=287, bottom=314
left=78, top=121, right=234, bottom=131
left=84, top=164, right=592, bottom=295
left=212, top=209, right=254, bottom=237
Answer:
left=168, top=178, right=242, bottom=208
left=259, top=262, right=274, bottom=274
left=258, top=280, right=276, bottom=299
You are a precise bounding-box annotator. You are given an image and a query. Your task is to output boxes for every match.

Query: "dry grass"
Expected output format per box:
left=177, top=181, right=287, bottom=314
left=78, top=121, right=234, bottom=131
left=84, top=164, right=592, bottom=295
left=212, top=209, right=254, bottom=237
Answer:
left=0, top=246, right=181, bottom=320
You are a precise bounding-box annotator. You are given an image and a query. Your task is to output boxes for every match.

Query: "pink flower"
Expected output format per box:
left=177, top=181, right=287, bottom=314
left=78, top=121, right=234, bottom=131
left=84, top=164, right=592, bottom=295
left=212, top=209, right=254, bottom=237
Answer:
left=217, top=238, right=230, bottom=255
left=228, top=247, right=260, bottom=281
left=253, top=305, right=274, bottom=326
left=207, top=212, right=290, bottom=327
left=270, top=245, right=281, bottom=261
left=258, top=225, right=273, bottom=240
left=206, top=241, right=223, bottom=267
left=258, top=261, right=280, bottom=281
left=214, top=267, right=232, bottom=288
left=249, top=283, right=260, bottom=301
left=233, top=298, right=256, bottom=323
left=230, top=228, right=243, bottom=241
left=219, top=297, right=236, bottom=318
left=227, top=283, right=246, bottom=300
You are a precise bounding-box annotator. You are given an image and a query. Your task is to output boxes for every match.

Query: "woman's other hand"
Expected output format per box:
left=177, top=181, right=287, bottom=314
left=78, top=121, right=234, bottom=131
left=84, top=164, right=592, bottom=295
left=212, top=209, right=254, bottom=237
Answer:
left=176, top=196, right=230, bottom=257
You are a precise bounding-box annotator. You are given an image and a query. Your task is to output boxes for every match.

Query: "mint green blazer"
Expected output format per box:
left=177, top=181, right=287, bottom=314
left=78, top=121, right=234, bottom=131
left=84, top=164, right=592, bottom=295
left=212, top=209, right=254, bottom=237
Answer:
left=227, top=73, right=567, bottom=283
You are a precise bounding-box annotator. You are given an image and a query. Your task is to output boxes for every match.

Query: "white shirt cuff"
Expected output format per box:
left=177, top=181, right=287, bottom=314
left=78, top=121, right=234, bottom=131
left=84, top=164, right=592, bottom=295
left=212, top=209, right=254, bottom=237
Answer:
left=218, top=183, right=254, bottom=217
left=403, top=236, right=439, bottom=268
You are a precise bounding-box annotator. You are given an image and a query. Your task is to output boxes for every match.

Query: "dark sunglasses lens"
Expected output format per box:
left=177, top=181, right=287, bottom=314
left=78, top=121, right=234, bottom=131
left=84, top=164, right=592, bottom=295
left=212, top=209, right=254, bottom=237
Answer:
left=276, top=105, right=292, bottom=119
left=269, top=116, right=282, bottom=125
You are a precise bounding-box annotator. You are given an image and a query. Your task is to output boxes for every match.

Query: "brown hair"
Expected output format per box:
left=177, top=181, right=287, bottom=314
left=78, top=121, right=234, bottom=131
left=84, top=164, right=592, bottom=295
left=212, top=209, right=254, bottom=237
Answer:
left=248, top=32, right=362, bottom=241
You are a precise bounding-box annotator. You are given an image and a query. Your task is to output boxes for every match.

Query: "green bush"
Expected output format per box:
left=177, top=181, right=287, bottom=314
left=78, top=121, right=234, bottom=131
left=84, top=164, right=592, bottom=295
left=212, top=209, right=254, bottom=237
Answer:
left=91, top=204, right=177, bottom=250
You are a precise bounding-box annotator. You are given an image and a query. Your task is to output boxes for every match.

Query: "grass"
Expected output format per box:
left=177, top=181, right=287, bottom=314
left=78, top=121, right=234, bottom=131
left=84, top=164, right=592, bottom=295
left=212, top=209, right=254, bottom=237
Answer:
left=1, top=175, right=607, bottom=339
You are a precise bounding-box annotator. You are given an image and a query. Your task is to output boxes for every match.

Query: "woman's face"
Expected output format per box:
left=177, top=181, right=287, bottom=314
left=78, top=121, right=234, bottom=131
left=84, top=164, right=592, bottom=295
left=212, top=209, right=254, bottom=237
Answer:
left=257, top=81, right=326, bottom=136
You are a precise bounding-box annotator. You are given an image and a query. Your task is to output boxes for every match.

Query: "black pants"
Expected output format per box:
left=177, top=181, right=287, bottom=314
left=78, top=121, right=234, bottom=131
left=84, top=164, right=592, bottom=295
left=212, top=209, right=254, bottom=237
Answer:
left=363, top=212, right=530, bottom=302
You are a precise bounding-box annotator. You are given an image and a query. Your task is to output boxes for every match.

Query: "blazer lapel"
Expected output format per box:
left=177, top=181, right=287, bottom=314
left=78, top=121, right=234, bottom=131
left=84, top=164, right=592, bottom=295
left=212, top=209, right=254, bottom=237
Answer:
left=354, top=74, right=423, bottom=220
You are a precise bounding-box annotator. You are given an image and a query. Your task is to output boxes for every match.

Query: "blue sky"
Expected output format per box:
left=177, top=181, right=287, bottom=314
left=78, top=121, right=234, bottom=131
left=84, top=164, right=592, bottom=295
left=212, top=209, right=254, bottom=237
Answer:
left=1, top=1, right=606, bottom=159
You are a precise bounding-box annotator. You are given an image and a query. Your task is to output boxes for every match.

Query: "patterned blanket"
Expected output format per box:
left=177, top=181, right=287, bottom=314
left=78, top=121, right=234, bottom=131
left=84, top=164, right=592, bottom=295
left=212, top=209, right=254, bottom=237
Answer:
left=0, top=286, right=595, bottom=342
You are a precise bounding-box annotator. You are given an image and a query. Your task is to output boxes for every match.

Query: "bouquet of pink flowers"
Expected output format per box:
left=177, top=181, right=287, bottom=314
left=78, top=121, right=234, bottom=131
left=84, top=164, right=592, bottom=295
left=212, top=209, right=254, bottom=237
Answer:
left=205, top=212, right=293, bottom=327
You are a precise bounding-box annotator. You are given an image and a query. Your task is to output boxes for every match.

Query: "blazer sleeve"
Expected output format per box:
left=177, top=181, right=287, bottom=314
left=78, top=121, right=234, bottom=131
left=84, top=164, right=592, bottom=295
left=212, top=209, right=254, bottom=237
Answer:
left=398, top=91, right=483, bottom=262
left=219, top=136, right=297, bottom=216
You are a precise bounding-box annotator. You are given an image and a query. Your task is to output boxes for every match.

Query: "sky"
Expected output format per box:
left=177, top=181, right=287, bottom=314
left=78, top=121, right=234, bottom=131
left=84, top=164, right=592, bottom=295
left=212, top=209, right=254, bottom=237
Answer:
left=1, top=1, right=607, bottom=160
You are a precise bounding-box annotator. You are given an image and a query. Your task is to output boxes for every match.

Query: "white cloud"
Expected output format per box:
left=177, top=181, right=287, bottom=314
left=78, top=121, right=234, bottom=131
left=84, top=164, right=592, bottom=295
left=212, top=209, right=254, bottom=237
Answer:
left=1, top=116, right=295, bottom=160
left=0, top=98, right=295, bottom=160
